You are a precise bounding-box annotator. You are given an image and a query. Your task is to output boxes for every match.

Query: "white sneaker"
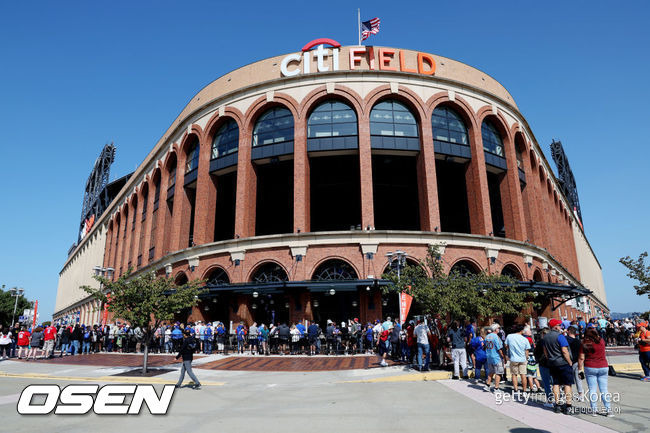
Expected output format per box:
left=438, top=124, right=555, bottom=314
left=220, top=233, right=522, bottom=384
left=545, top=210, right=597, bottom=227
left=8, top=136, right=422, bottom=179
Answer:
left=484, top=385, right=492, bottom=392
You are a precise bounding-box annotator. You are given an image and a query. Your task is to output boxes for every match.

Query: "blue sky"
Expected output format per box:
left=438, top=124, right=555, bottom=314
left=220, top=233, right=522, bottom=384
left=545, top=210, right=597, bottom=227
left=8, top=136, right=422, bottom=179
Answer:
left=0, top=1, right=648, bottom=320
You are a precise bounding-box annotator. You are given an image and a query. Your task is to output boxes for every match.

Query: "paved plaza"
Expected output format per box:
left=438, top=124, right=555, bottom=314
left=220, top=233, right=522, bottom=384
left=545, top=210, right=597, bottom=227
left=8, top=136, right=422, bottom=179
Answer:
left=0, top=349, right=648, bottom=433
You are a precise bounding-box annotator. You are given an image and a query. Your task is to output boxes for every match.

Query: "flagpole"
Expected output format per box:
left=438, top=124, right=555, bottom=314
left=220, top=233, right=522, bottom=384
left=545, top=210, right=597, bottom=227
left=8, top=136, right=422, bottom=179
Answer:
left=358, top=8, right=361, bottom=45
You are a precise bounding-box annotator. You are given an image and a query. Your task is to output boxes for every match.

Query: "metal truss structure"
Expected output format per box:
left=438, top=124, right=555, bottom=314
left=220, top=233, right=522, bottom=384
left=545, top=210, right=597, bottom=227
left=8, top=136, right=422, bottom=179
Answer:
left=78, top=143, right=116, bottom=241
left=550, top=140, right=583, bottom=224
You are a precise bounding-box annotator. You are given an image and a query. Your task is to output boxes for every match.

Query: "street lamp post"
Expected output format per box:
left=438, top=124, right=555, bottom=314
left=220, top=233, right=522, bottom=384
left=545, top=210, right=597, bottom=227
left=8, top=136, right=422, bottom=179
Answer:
left=386, top=250, right=408, bottom=321
left=9, top=287, right=24, bottom=327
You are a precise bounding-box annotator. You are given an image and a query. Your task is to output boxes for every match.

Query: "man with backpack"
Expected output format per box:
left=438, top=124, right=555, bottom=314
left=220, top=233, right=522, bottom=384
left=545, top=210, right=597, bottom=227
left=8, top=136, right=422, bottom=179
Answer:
left=203, top=322, right=213, bottom=354
left=175, top=329, right=201, bottom=390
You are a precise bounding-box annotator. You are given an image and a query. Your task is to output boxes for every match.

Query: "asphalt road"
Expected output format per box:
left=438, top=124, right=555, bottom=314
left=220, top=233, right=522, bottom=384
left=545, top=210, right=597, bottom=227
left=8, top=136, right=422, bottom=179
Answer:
left=0, top=355, right=647, bottom=433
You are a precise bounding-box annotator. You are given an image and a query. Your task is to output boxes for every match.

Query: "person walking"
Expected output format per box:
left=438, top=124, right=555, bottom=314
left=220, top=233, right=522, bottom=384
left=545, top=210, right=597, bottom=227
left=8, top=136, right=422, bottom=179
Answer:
left=542, top=319, right=575, bottom=414
left=504, top=324, right=531, bottom=393
left=578, top=327, right=612, bottom=416
left=484, top=324, right=505, bottom=393
left=17, top=326, right=31, bottom=359
left=175, top=330, right=201, bottom=390
left=26, top=326, right=44, bottom=360
left=635, top=322, right=650, bottom=381
left=249, top=322, right=259, bottom=355
left=42, top=323, right=57, bottom=359
left=447, top=321, right=468, bottom=379
left=470, top=327, right=488, bottom=381
left=413, top=319, right=431, bottom=371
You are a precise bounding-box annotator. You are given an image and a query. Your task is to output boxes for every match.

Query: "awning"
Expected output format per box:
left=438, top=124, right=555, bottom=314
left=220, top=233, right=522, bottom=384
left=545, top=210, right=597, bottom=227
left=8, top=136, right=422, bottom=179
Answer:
left=200, top=278, right=390, bottom=297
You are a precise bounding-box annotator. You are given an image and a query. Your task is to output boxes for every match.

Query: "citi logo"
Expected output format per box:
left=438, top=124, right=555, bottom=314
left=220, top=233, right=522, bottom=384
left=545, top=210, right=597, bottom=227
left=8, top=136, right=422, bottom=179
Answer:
left=17, top=384, right=175, bottom=415
left=280, top=38, right=342, bottom=77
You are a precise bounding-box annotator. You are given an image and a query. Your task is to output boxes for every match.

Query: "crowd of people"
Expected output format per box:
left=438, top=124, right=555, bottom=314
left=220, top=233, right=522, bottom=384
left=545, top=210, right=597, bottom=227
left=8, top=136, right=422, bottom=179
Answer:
left=1, top=314, right=648, bottom=408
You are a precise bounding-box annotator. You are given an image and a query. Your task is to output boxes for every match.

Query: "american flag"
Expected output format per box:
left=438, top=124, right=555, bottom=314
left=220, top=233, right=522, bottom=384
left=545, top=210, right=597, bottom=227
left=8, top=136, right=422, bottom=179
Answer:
left=361, top=17, right=380, bottom=41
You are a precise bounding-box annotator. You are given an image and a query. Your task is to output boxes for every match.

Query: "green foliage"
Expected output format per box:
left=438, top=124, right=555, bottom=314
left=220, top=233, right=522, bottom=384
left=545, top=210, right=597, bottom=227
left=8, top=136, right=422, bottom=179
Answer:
left=0, top=288, right=31, bottom=328
left=619, top=252, right=650, bottom=299
left=41, top=321, right=51, bottom=327
left=382, top=245, right=530, bottom=321
left=82, top=269, right=205, bottom=335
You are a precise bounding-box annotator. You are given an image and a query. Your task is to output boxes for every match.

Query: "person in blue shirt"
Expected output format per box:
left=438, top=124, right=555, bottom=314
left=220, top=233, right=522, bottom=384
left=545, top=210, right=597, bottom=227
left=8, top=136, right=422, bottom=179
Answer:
left=578, top=317, right=587, bottom=337
left=470, top=328, right=488, bottom=382
left=236, top=322, right=247, bottom=354
left=484, top=323, right=505, bottom=392
left=365, top=323, right=374, bottom=354
left=171, top=325, right=183, bottom=352
left=215, top=322, right=226, bottom=353
left=307, top=322, right=319, bottom=355
left=203, top=323, right=213, bottom=354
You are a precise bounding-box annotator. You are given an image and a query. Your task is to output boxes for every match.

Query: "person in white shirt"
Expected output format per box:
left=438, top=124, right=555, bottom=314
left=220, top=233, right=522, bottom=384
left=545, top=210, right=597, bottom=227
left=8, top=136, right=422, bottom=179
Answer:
left=413, top=319, right=432, bottom=371
left=0, top=329, right=12, bottom=359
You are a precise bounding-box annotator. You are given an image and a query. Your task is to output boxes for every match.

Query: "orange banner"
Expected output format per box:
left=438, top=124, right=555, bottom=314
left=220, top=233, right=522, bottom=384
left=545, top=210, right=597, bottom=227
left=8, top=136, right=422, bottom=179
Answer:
left=399, top=292, right=413, bottom=324
left=102, top=294, right=111, bottom=326
left=32, top=300, right=38, bottom=328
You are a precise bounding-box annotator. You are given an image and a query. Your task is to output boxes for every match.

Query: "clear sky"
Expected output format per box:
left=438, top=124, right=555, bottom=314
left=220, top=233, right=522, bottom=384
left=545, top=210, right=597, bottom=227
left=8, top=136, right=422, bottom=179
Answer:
left=0, top=1, right=648, bottom=321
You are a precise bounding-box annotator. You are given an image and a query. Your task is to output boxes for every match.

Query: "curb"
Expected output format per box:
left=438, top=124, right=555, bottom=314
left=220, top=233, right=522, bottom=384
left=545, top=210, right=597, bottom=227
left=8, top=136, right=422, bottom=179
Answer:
left=0, top=371, right=224, bottom=386
left=609, top=362, right=643, bottom=373
left=341, top=370, right=452, bottom=383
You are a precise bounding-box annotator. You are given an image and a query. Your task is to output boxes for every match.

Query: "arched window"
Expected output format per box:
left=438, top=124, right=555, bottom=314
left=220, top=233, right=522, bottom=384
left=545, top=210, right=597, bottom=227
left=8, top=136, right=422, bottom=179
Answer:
left=450, top=260, right=480, bottom=276
left=370, top=100, right=418, bottom=138
left=185, top=139, right=199, bottom=173
left=168, top=158, right=177, bottom=191
left=206, top=267, right=230, bottom=286
left=312, top=259, right=358, bottom=280
left=252, top=107, right=294, bottom=147
left=250, top=262, right=288, bottom=283
left=532, top=269, right=543, bottom=282
left=175, top=273, right=188, bottom=285
left=211, top=119, right=239, bottom=159
left=308, top=101, right=357, bottom=139
left=501, top=264, right=522, bottom=280
left=481, top=120, right=504, bottom=157
left=432, top=106, right=468, bottom=145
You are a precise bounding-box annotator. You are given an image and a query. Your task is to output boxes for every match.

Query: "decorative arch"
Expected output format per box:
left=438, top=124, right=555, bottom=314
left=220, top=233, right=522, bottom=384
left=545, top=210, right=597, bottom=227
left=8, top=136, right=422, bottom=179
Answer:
left=249, top=261, right=289, bottom=283
left=174, top=272, right=188, bottom=285
left=204, top=107, right=245, bottom=145
left=426, top=92, right=478, bottom=132
left=381, top=257, right=425, bottom=276
left=449, top=259, right=481, bottom=276
left=311, top=258, right=359, bottom=280
left=363, top=84, right=427, bottom=124
left=501, top=263, right=523, bottom=280
left=299, top=84, right=364, bottom=119
left=244, top=92, right=301, bottom=132
left=203, top=266, right=231, bottom=285
left=532, top=268, right=543, bottom=282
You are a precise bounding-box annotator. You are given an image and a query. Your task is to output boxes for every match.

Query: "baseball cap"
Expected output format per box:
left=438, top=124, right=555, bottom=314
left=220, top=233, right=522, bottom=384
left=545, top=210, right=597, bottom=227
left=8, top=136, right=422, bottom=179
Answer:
left=549, top=319, right=562, bottom=328
left=490, top=323, right=500, bottom=332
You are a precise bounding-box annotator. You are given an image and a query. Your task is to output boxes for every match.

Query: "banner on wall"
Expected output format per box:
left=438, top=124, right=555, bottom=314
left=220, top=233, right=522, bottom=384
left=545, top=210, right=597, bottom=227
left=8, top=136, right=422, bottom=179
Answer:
left=399, top=292, right=413, bottom=324
left=102, top=294, right=111, bottom=326
left=32, top=300, right=38, bottom=328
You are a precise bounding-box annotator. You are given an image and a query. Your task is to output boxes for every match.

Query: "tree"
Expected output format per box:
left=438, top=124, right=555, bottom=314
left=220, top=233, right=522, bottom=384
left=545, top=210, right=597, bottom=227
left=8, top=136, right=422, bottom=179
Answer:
left=82, top=269, right=204, bottom=373
left=619, top=252, right=650, bottom=299
left=0, top=288, right=31, bottom=328
left=383, top=246, right=530, bottom=323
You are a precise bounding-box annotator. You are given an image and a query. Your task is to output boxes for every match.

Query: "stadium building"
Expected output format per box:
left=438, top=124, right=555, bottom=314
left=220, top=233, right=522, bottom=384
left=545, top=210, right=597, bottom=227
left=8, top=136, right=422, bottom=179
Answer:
left=54, top=41, right=608, bottom=327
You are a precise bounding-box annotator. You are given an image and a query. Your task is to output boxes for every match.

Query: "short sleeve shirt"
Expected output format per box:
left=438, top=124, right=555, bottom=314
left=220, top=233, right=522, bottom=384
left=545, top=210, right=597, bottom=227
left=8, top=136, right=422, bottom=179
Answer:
left=484, top=333, right=503, bottom=364
left=504, top=333, right=531, bottom=363
left=414, top=324, right=429, bottom=345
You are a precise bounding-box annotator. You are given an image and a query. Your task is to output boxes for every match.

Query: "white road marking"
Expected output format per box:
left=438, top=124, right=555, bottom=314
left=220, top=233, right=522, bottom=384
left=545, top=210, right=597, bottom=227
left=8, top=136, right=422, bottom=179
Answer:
left=0, top=393, right=20, bottom=406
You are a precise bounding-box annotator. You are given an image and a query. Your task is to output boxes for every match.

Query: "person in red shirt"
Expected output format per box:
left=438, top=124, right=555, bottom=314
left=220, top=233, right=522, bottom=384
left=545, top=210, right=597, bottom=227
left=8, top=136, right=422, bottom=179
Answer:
left=16, top=327, right=31, bottom=359
left=636, top=322, right=650, bottom=381
left=42, top=324, right=57, bottom=359
left=377, top=327, right=391, bottom=367
left=578, top=328, right=612, bottom=416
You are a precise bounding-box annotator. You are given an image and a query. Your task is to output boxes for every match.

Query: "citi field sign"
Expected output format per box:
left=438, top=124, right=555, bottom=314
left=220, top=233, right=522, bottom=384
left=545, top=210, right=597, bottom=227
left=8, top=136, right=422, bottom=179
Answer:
left=280, top=38, right=436, bottom=77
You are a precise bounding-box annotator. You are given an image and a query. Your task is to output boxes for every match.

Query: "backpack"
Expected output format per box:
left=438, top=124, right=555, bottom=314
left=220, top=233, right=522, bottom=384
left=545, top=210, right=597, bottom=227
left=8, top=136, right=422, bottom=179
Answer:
left=84, top=332, right=90, bottom=339
left=187, top=339, right=197, bottom=350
